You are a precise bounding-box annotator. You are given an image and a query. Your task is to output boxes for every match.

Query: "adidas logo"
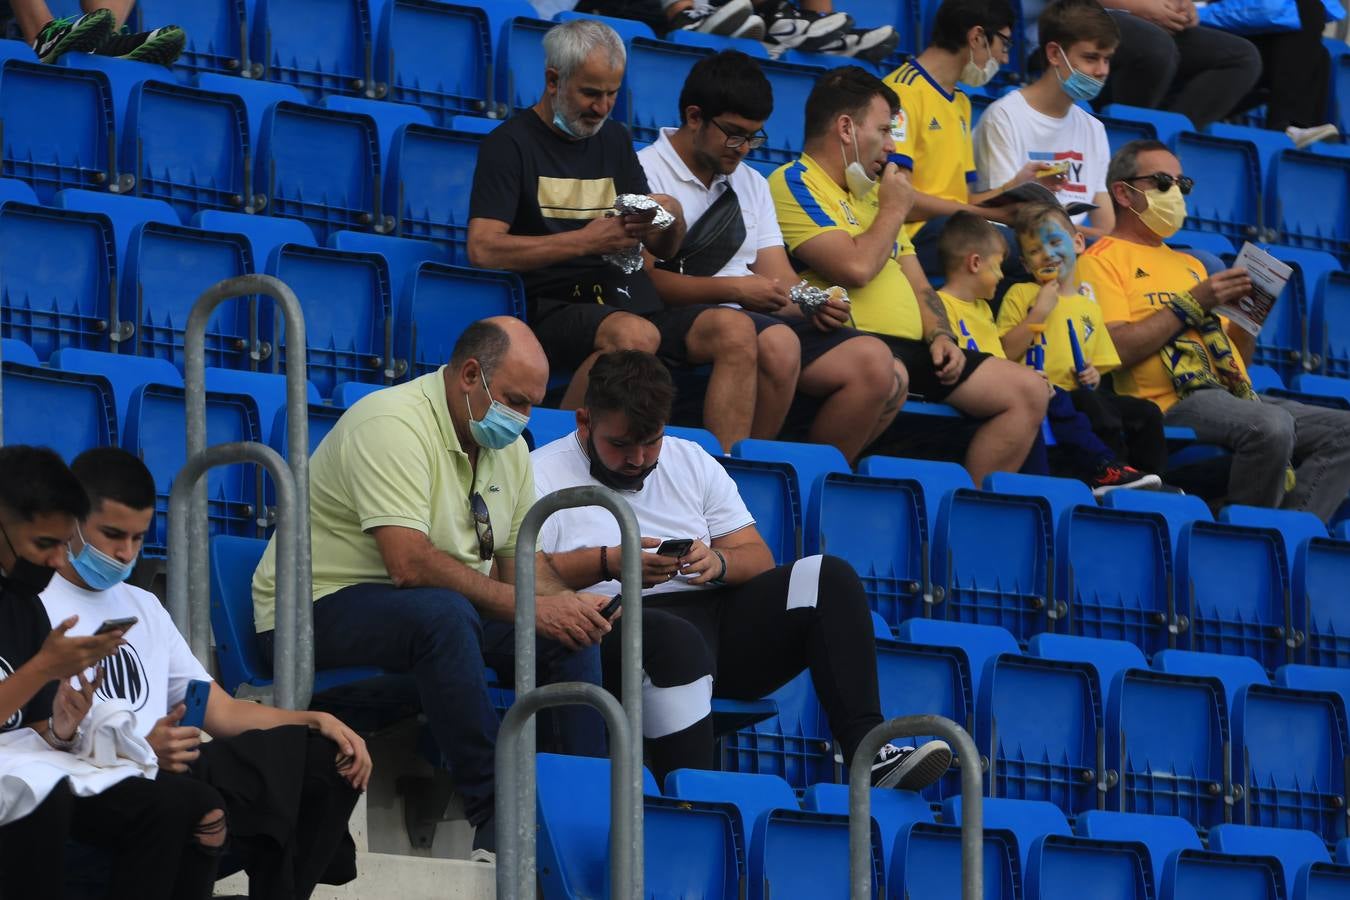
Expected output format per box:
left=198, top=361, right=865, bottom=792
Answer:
left=1134, top=267, right=1150, bottom=279
left=928, top=117, right=941, bottom=131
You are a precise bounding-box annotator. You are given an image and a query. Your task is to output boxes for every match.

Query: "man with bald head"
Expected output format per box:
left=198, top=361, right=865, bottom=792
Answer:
left=251, top=317, right=611, bottom=855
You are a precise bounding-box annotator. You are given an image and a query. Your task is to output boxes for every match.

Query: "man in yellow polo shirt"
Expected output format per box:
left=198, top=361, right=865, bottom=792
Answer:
left=770, top=65, right=1047, bottom=484
left=251, top=317, right=613, bottom=854
left=1078, top=140, right=1350, bottom=520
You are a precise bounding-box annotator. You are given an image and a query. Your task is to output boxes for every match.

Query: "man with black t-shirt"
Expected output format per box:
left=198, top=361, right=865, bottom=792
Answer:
left=467, top=18, right=764, bottom=453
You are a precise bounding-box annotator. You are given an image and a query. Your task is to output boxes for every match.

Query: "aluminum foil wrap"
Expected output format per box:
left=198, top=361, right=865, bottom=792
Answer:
left=602, top=194, right=676, bottom=274
left=789, top=280, right=844, bottom=315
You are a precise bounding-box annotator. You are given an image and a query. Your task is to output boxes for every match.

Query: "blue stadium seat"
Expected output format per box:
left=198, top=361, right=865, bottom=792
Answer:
left=1336, top=51, right=1350, bottom=134
left=831, top=0, right=917, bottom=55
left=665, top=767, right=882, bottom=900
left=446, top=114, right=500, bottom=135
left=1169, top=229, right=1236, bottom=259
left=1277, top=664, right=1350, bottom=714
left=132, top=0, right=249, bottom=79
left=1057, top=505, right=1175, bottom=654
left=1152, top=647, right=1268, bottom=708
left=1099, top=110, right=1158, bottom=155
left=385, top=123, right=481, bottom=263
left=329, top=229, right=451, bottom=311
left=1026, top=632, right=1146, bottom=698
left=203, top=367, right=322, bottom=443
left=264, top=243, right=394, bottom=399
left=191, top=208, right=317, bottom=265
left=857, top=455, right=974, bottom=536
left=1210, top=824, right=1350, bottom=900
left=980, top=471, right=1094, bottom=532
left=0, top=38, right=36, bottom=64
left=1258, top=245, right=1342, bottom=377
left=1313, top=270, right=1350, bottom=379
left=943, top=795, right=1071, bottom=873
left=1206, top=122, right=1296, bottom=188
left=494, top=14, right=551, bottom=115
left=58, top=53, right=169, bottom=140
left=1338, top=520, right=1350, bottom=542
left=270, top=402, right=342, bottom=459
left=0, top=59, right=115, bottom=202
left=1292, top=373, right=1350, bottom=405
left=665, top=425, right=722, bottom=457
left=1269, top=150, right=1350, bottom=261
left=395, top=262, right=525, bottom=379
left=750, top=58, right=828, bottom=170
left=122, top=79, right=252, bottom=222
left=1295, top=538, right=1350, bottom=668
left=0, top=203, right=119, bottom=360
left=192, top=72, right=307, bottom=152
left=50, top=190, right=177, bottom=275
left=717, top=457, right=801, bottom=565
left=1099, top=103, right=1194, bottom=147
left=1100, top=489, right=1212, bottom=552
left=873, top=633, right=971, bottom=802
left=124, top=221, right=255, bottom=371
left=1218, top=504, right=1328, bottom=569
left=625, top=37, right=708, bottom=147
left=1172, top=130, right=1261, bottom=241
left=1176, top=520, right=1292, bottom=670
left=1075, top=810, right=1202, bottom=889
left=1, top=363, right=115, bottom=459
left=251, top=0, right=375, bottom=102
left=1, top=338, right=37, bottom=365
left=50, top=347, right=182, bottom=426
left=977, top=653, right=1104, bottom=815
left=256, top=101, right=382, bottom=244
left=0, top=176, right=36, bottom=204
left=555, top=9, right=656, bottom=43
left=1246, top=364, right=1286, bottom=392
left=932, top=488, right=1054, bottom=642
left=1025, top=833, right=1153, bottom=900
left=811, top=472, right=927, bottom=628
left=524, top=407, right=578, bottom=450
left=892, top=822, right=1021, bottom=900
left=896, top=619, right=1021, bottom=702
left=666, top=28, right=770, bottom=57
left=334, top=381, right=385, bottom=407
left=375, top=0, right=493, bottom=124
left=732, top=438, right=850, bottom=523
left=801, top=782, right=933, bottom=873
left=719, top=669, right=835, bottom=791
left=318, top=94, right=433, bottom=167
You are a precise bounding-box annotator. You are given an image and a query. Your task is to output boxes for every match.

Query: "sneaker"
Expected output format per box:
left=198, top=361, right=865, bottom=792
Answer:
left=731, top=13, right=767, bottom=40
left=31, top=8, right=115, bottom=64
left=1286, top=123, right=1339, bottom=149
left=763, top=1, right=853, bottom=52
left=468, top=848, right=497, bottom=864
left=672, top=0, right=754, bottom=36
left=812, top=24, right=900, bottom=62
left=96, top=24, right=186, bottom=65
left=1090, top=462, right=1163, bottom=497
left=871, top=740, right=953, bottom=790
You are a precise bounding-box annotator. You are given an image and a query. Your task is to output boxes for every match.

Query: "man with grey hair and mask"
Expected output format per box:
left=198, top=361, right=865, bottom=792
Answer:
left=1078, top=139, right=1350, bottom=521
left=468, top=18, right=767, bottom=454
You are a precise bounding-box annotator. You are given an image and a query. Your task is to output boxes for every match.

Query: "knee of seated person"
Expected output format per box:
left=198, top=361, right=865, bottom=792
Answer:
left=1244, top=410, right=1295, bottom=456
left=699, top=308, right=758, bottom=355
left=757, top=325, right=801, bottom=376
left=194, top=809, right=227, bottom=848
left=855, top=338, right=901, bottom=396
left=598, top=313, right=660, bottom=354
left=815, top=554, right=867, bottom=595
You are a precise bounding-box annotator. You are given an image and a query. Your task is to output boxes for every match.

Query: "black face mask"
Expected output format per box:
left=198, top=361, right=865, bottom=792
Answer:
left=0, top=522, right=56, bottom=597
left=586, top=434, right=658, bottom=492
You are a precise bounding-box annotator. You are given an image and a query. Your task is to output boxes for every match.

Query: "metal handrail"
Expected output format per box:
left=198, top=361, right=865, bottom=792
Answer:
left=849, top=715, right=983, bottom=900
left=182, top=275, right=312, bottom=707
left=497, top=485, right=645, bottom=900
left=167, top=441, right=308, bottom=710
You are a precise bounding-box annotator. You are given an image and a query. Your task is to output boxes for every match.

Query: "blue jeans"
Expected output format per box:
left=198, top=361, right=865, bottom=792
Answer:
left=257, top=583, right=603, bottom=826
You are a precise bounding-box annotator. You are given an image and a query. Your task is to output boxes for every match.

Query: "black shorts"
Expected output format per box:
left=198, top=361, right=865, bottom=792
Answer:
left=645, top=305, right=868, bottom=369
left=879, top=335, right=990, bottom=403
left=740, top=311, right=869, bottom=370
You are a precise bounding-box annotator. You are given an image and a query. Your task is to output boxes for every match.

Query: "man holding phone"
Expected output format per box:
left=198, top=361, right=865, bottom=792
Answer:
left=41, top=447, right=371, bottom=900
left=532, top=351, right=954, bottom=789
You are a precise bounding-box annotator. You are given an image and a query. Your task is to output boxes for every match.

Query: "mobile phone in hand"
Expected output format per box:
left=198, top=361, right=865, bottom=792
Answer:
left=655, top=538, right=694, bottom=557
left=180, top=679, right=211, bottom=730
left=94, top=616, right=138, bottom=635
left=600, top=595, right=622, bottom=621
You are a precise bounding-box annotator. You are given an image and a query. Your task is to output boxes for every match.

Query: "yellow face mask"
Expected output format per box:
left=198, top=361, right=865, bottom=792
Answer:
left=1126, top=182, right=1187, bottom=238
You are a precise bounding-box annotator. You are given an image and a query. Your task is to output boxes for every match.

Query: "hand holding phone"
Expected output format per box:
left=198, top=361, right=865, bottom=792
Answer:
left=600, top=594, right=622, bottom=621
left=655, top=538, right=694, bottom=558
left=179, top=679, right=211, bottom=730
left=94, top=616, right=138, bottom=636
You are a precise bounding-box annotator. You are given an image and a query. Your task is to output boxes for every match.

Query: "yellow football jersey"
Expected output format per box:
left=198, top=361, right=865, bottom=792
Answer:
left=938, top=290, right=1006, bottom=358
left=886, top=60, right=977, bottom=238
left=997, top=282, right=1122, bottom=391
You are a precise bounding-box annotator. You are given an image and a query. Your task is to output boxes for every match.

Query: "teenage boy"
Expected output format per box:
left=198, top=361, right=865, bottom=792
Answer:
left=974, top=0, right=1118, bottom=238
left=936, top=211, right=1161, bottom=493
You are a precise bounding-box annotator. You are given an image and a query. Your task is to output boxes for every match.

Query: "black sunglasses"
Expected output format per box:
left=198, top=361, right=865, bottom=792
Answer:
left=470, top=491, right=494, bottom=562
left=709, top=117, right=768, bottom=150
left=1127, top=172, right=1195, bottom=196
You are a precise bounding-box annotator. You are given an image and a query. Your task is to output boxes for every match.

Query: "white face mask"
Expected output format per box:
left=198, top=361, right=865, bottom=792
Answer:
left=959, top=38, right=1000, bottom=87
left=840, top=116, right=876, bottom=199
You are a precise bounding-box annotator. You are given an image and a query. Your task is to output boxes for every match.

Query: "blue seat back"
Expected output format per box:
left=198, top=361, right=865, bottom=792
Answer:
left=897, top=619, right=1020, bottom=701
left=1297, top=538, right=1350, bottom=668
left=1075, top=809, right=1202, bottom=889
left=733, top=438, right=850, bottom=518
left=874, top=636, right=971, bottom=802
left=857, top=454, right=973, bottom=536
left=271, top=402, right=343, bottom=459
left=192, top=207, right=316, bottom=265
left=1099, top=103, right=1193, bottom=146
left=717, top=457, right=801, bottom=565
left=1246, top=363, right=1286, bottom=392
left=1, top=363, right=115, bottom=459
left=665, top=767, right=799, bottom=837
left=625, top=37, right=706, bottom=146
left=495, top=15, right=551, bottom=114
left=944, top=795, right=1071, bottom=872
left=0, top=176, right=35, bottom=205
left=133, top=0, right=247, bottom=78
left=377, top=0, right=491, bottom=125
left=1026, top=632, right=1147, bottom=697
left=1270, top=150, right=1350, bottom=259
left=981, top=471, right=1096, bottom=532
left=124, top=80, right=249, bottom=222
left=319, top=93, right=433, bottom=167
left=1219, top=504, right=1328, bottom=566
left=1211, top=823, right=1333, bottom=899
left=1025, top=835, right=1153, bottom=900
left=192, top=73, right=306, bottom=152
left=396, top=262, right=525, bottom=378
left=802, top=782, right=933, bottom=864
left=1173, top=132, right=1262, bottom=240
left=203, top=367, right=322, bottom=443
left=1101, top=488, right=1212, bottom=552
left=1, top=338, right=37, bottom=364
left=50, top=347, right=183, bottom=426
left=387, top=124, right=482, bottom=263
left=0, top=60, right=113, bottom=202
left=1293, top=373, right=1350, bottom=405
left=50, top=189, right=177, bottom=262
left=1152, top=648, right=1267, bottom=714
left=1170, top=229, right=1237, bottom=259
left=252, top=0, right=373, bottom=102
left=1278, top=664, right=1350, bottom=714
left=524, top=407, right=577, bottom=450
left=1099, top=112, right=1157, bottom=155
left=748, top=58, right=825, bottom=171
left=209, top=534, right=269, bottom=690
left=329, top=229, right=451, bottom=309
left=893, top=823, right=1021, bottom=900
left=1316, top=270, right=1350, bottom=379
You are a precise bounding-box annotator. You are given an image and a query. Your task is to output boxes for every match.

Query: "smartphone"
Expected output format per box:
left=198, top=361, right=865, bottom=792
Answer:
left=93, top=616, right=138, bottom=635
left=600, top=594, right=622, bottom=621
left=656, top=538, right=694, bottom=558
left=180, top=679, right=211, bottom=730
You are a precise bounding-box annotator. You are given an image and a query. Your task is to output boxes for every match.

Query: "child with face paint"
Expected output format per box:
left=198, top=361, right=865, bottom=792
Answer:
left=936, top=210, right=1163, bottom=494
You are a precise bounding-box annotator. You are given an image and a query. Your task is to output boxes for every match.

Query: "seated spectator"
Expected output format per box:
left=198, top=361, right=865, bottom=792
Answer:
left=252, top=318, right=612, bottom=856
left=532, top=350, right=954, bottom=787
left=468, top=19, right=771, bottom=453
left=1092, top=0, right=1260, bottom=128
left=974, top=0, right=1117, bottom=240
left=639, top=50, right=906, bottom=462
left=43, top=448, right=369, bottom=900
left=0, top=445, right=222, bottom=900
left=884, top=0, right=1051, bottom=278
left=12, top=0, right=185, bottom=64
left=1078, top=140, right=1350, bottom=520
left=770, top=66, right=1047, bottom=483
left=999, top=203, right=1169, bottom=477
left=936, top=210, right=1162, bottom=493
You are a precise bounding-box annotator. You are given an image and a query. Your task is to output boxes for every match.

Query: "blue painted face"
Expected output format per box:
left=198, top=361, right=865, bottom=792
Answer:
left=1036, top=221, right=1077, bottom=278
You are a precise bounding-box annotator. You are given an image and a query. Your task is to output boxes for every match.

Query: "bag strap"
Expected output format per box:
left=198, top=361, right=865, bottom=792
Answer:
left=656, top=185, right=744, bottom=275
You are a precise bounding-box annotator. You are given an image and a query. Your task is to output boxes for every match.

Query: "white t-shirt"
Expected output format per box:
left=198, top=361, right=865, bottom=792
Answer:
left=638, top=127, right=785, bottom=280
left=40, top=573, right=212, bottom=738
left=972, top=90, right=1109, bottom=224
left=531, top=432, right=756, bottom=596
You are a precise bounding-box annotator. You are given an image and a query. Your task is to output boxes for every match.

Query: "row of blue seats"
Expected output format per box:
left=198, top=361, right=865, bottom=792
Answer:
left=539, top=750, right=1350, bottom=899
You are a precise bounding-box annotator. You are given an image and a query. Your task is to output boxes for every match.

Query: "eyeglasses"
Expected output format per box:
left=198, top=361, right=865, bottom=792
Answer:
left=1127, top=172, right=1195, bottom=196
left=708, top=117, right=768, bottom=150
left=987, top=29, right=1013, bottom=50
left=470, top=491, right=494, bottom=562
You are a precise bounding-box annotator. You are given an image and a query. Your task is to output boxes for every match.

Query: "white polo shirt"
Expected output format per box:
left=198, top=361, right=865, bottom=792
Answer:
left=638, top=127, right=785, bottom=278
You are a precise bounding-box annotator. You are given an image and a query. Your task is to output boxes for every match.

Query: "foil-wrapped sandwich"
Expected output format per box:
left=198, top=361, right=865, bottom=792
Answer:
left=789, top=281, right=849, bottom=315
left=602, top=194, right=676, bottom=274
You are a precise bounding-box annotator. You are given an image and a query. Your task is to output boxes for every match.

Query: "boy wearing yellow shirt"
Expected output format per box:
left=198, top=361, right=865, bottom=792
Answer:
left=999, top=202, right=1168, bottom=475
left=937, top=210, right=1161, bottom=494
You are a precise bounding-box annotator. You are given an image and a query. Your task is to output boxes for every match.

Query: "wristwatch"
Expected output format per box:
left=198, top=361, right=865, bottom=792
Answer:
left=46, top=716, right=82, bottom=751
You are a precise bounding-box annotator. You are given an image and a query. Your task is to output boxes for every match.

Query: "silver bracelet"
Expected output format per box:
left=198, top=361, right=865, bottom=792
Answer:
left=46, top=717, right=80, bottom=750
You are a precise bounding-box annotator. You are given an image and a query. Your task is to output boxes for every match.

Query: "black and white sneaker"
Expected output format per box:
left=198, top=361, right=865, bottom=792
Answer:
left=672, top=0, right=755, bottom=36
left=96, top=24, right=186, bottom=66
left=763, top=1, right=852, bottom=52
left=31, top=8, right=115, bottom=63
left=871, top=740, right=953, bottom=790
left=814, top=25, right=901, bottom=63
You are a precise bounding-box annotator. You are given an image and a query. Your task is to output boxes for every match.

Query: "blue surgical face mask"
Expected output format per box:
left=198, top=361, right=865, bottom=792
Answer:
left=1052, top=46, right=1105, bottom=102
left=552, top=107, right=583, bottom=139
left=466, top=370, right=530, bottom=451
left=67, top=525, right=135, bottom=591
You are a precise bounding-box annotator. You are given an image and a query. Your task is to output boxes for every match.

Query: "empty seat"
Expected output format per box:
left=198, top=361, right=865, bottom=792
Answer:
left=944, top=795, right=1072, bottom=873
left=1, top=363, right=115, bottom=459
left=319, top=94, right=433, bottom=171
left=1024, top=833, right=1152, bottom=900
left=203, top=368, right=322, bottom=443
left=1101, top=489, right=1212, bottom=553
left=1296, top=538, right=1350, bottom=668
left=192, top=72, right=307, bottom=151
left=376, top=0, right=492, bottom=124
left=265, top=243, right=394, bottom=399
left=1218, top=504, right=1327, bottom=571
left=801, top=781, right=933, bottom=874
left=1059, top=505, right=1175, bottom=655
left=192, top=208, right=316, bottom=265
left=122, top=79, right=251, bottom=222
left=494, top=13, right=551, bottom=115
left=897, top=619, right=1021, bottom=703
left=385, top=123, right=482, bottom=263
left=857, top=455, right=974, bottom=536
left=50, top=188, right=177, bottom=261
left=395, top=262, right=525, bottom=378
left=1099, top=110, right=1159, bottom=155
left=892, top=822, right=1021, bottom=900
left=50, top=347, right=182, bottom=426
left=1277, top=664, right=1350, bottom=714
left=1170, top=229, right=1236, bottom=260
left=981, top=471, right=1095, bottom=532
left=719, top=670, right=835, bottom=790
left=1075, top=809, right=1202, bottom=889
left=1173, top=131, right=1262, bottom=241
left=1027, top=632, right=1147, bottom=699
left=59, top=53, right=171, bottom=140
left=1211, top=823, right=1350, bottom=900
left=132, top=0, right=249, bottom=78
left=750, top=58, right=827, bottom=170
left=0, top=59, right=114, bottom=202
left=329, top=229, right=451, bottom=310
left=0, top=176, right=36, bottom=205
left=1292, top=373, right=1350, bottom=405
left=1269, top=150, right=1350, bottom=260
left=732, top=438, right=850, bottom=519
left=0, top=203, right=119, bottom=360
left=1, top=338, right=37, bottom=365
left=932, top=488, right=1054, bottom=642
left=251, top=0, right=376, bottom=102
left=717, top=457, right=801, bottom=565
left=1176, top=520, right=1292, bottom=670
left=1153, top=647, right=1268, bottom=708
left=625, top=37, right=708, bottom=146
left=1257, top=246, right=1341, bottom=378
left=255, top=102, right=382, bottom=244
left=1313, top=270, right=1350, bottom=379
